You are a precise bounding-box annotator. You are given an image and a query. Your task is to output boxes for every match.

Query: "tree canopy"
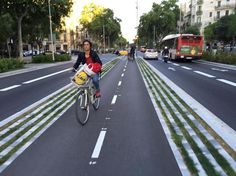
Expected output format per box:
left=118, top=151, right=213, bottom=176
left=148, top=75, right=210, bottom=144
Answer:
left=204, top=13, right=236, bottom=43
left=137, top=0, right=180, bottom=47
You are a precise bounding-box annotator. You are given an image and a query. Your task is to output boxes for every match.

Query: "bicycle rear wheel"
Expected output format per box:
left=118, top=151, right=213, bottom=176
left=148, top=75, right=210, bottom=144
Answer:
left=75, top=90, right=90, bottom=125
left=92, top=95, right=100, bottom=110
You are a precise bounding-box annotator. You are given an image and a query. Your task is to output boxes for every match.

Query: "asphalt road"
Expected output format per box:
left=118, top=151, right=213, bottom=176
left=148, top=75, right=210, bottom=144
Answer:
left=142, top=53, right=236, bottom=131
left=0, top=54, right=117, bottom=121
left=1, top=58, right=181, bottom=176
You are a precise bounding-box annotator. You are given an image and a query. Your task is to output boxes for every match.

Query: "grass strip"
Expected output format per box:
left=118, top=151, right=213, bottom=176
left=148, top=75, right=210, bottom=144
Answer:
left=142, top=60, right=236, bottom=175
left=139, top=60, right=221, bottom=176
left=0, top=88, right=75, bottom=140
left=137, top=60, right=199, bottom=175
left=0, top=86, right=73, bottom=131
left=0, top=96, right=75, bottom=165
left=0, top=92, right=75, bottom=153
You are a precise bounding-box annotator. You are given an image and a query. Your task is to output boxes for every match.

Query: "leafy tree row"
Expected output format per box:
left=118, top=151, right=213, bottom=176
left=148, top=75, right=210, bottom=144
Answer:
left=137, top=0, right=180, bottom=48
left=204, top=13, right=236, bottom=43
left=0, top=0, right=73, bottom=58
left=79, top=3, right=127, bottom=49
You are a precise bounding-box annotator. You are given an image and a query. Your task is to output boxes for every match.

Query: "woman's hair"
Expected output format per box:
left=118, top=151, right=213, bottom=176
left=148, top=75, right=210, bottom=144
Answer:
left=83, top=39, right=92, bottom=47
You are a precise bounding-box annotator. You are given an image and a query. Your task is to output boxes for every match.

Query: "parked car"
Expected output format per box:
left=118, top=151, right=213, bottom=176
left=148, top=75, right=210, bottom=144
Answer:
left=143, top=49, right=158, bottom=60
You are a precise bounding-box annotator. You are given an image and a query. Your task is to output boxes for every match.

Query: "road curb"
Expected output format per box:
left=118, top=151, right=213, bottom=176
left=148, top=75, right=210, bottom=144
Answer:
left=196, top=60, right=236, bottom=71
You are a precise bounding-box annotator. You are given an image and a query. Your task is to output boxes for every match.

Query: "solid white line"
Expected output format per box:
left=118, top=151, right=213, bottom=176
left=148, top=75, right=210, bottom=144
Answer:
left=194, top=71, right=216, bottom=78
left=181, top=66, right=192, bottom=70
left=111, top=95, right=118, bottom=105
left=0, top=85, right=21, bottom=92
left=23, top=68, right=71, bottom=84
left=217, top=79, right=236, bottom=87
left=121, top=73, right=124, bottom=77
left=118, top=81, right=122, bottom=86
left=91, top=131, right=107, bottom=158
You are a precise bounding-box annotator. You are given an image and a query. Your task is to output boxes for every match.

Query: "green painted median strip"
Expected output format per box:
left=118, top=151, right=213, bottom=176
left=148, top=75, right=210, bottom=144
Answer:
left=138, top=58, right=236, bottom=176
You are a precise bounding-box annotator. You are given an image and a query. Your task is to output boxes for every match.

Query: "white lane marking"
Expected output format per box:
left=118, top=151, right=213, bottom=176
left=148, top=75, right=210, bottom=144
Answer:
left=111, top=95, right=118, bottom=105
left=181, top=66, right=192, bottom=70
left=211, top=68, right=228, bottom=72
left=194, top=71, right=216, bottom=78
left=0, top=85, right=21, bottom=92
left=217, top=79, right=236, bottom=87
left=118, top=81, right=122, bottom=86
left=123, top=69, right=126, bottom=72
left=173, top=63, right=180, bottom=66
left=91, top=130, right=107, bottom=158
left=121, top=73, right=124, bottom=77
left=168, top=67, right=176, bottom=71
left=23, top=68, right=71, bottom=84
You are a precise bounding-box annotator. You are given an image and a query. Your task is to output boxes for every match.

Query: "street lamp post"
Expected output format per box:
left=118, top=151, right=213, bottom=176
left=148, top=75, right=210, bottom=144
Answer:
left=48, top=0, right=55, bottom=62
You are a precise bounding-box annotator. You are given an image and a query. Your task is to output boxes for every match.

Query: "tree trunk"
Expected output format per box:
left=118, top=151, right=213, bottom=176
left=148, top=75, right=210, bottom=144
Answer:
left=17, top=16, right=23, bottom=59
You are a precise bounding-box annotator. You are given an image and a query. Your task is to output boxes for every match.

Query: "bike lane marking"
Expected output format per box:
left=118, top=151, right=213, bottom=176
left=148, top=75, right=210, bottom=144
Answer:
left=91, top=129, right=107, bottom=159
left=111, top=95, right=118, bottom=105
left=118, top=81, right=122, bottom=87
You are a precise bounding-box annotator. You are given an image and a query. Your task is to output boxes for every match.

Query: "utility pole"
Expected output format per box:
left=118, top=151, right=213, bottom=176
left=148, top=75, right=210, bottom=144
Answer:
left=179, top=3, right=182, bottom=34
left=48, top=0, right=55, bottom=62
left=136, top=0, right=139, bottom=48
left=103, top=25, right=106, bottom=54
left=153, top=26, right=156, bottom=48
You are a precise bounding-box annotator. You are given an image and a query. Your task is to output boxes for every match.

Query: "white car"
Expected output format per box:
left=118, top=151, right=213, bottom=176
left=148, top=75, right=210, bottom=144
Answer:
left=143, top=49, right=158, bottom=60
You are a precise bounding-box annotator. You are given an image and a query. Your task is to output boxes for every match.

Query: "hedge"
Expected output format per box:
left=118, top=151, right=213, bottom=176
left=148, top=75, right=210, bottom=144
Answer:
left=32, top=54, right=71, bottom=63
left=0, top=59, right=24, bottom=73
left=202, top=52, right=236, bottom=65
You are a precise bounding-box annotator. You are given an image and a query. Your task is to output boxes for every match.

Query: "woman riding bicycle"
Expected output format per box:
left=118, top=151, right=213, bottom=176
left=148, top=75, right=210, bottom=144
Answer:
left=73, top=39, right=102, bottom=97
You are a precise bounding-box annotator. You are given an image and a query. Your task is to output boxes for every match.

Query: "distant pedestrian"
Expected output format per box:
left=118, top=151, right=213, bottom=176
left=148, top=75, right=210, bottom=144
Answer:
left=212, top=43, right=217, bottom=55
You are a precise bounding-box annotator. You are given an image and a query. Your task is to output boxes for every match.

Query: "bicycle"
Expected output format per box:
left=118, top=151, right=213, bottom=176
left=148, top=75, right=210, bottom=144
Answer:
left=72, top=73, right=101, bottom=125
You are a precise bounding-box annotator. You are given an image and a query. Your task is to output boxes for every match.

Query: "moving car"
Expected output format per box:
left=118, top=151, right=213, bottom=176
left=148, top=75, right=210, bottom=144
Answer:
left=143, top=49, right=158, bottom=60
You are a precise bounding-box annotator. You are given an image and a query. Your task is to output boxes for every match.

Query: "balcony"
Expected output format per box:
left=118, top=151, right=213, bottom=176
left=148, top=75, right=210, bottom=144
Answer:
left=197, top=0, right=203, bottom=5
left=215, top=4, right=236, bottom=10
left=196, top=10, right=203, bottom=16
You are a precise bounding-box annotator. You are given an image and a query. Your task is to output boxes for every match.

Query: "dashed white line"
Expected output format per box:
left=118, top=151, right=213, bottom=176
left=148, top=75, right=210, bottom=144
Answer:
left=168, top=67, right=176, bottom=71
left=0, top=85, right=21, bottom=92
left=172, top=63, right=180, bottom=66
left=211, top=68, right=228, bottom=72
left=23, top=68, right=71, bottom=84
left=217, top=79, right=236, bottom=87
left=111, top=95, right=118, bottom=105
left=181, top=66, right=192, bottom=70
left=91, top=130, right=107, bottom=159
left=194, top=71, right=216, bottom=78
left=123, top=69, right=126, bottom=72
left=121, top=73, right=124, bottom=77
left=118, top=81, right=122, bottom=86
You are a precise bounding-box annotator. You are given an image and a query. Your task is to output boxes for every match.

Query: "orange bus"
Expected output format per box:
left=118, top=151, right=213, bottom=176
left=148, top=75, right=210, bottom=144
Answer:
left=162, top=34, right=204, bottom=60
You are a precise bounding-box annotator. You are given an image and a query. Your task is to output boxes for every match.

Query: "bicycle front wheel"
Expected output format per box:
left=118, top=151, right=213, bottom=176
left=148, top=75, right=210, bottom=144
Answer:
left=75, top=90, right=90, bottom=125
left=92, top=95, right=100, bottom=110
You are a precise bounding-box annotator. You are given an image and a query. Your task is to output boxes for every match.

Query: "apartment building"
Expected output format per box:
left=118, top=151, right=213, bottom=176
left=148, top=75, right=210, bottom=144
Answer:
left=183, top=0, right=236, bottom=33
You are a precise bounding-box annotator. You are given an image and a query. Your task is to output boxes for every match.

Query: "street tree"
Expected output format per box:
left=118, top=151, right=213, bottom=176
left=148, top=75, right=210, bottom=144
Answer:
left=183, top=25, right=200, bottom=35
left=1, top=0, right=73, bottom=58
left=137, top=0, right=179, bottom=48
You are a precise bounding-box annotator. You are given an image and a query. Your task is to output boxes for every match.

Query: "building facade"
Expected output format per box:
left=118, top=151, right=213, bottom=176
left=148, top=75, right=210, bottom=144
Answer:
left=183, top=0, right=236, bottom=34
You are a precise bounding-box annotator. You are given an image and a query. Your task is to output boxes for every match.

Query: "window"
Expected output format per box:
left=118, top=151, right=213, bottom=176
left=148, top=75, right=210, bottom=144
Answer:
left=226, top=10, right=229, bottom=16
left=209, top=12, right=212, bottom=17
left=218, top=1, right=221, bottom=7
left=197, top=17, right=201, bottom=23
left=217, top=11, right=220, bottom=19
left=209, top=22, right=212, bottom=25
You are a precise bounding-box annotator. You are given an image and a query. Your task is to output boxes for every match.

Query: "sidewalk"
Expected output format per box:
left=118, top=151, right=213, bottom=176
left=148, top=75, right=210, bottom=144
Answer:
left=196, top=60, right=236, bottom=71
left=0, top=56, right=77, bottom=79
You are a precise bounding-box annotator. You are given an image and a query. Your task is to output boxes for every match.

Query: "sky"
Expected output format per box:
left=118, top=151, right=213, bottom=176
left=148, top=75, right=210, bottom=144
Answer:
left=66, top=0, right=185, bottom=42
